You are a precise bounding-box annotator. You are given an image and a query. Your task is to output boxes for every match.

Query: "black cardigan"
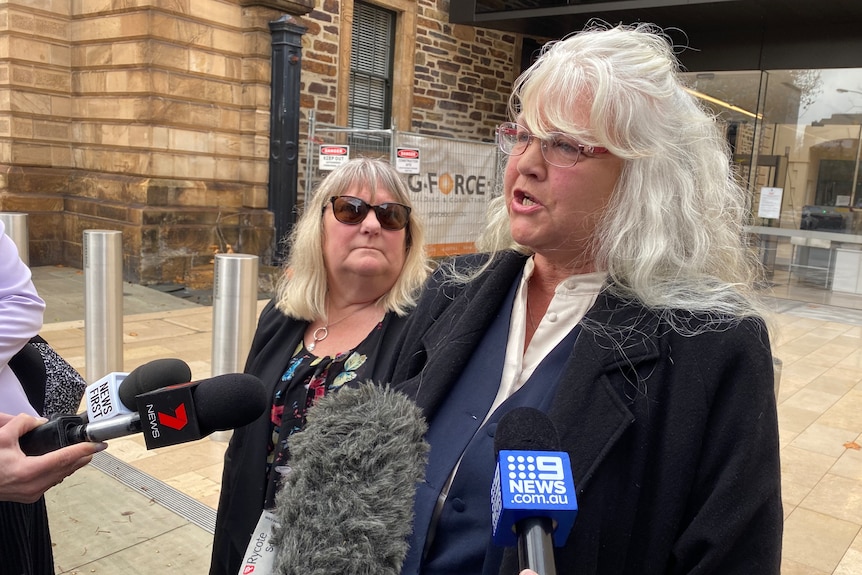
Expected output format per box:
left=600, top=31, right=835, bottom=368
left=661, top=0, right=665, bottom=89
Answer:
left=209, top=299, right=410, bottom=575
left=391, top=251, right=783, bottom=575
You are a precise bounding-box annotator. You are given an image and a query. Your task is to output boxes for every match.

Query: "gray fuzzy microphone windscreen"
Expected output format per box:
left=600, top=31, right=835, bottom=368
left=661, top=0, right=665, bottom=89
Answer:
left=272, top=383, right=429, bottom=575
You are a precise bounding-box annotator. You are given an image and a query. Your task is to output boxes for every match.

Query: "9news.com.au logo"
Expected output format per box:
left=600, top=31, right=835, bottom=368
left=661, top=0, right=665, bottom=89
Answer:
left=490, top=450, right=579, bottom=546
left=491, top=450, right=578, bottom=547
left=504, top=453, right=572, bottom=505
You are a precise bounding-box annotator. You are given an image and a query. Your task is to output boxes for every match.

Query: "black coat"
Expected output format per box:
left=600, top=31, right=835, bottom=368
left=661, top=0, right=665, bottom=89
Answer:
left=209, top=300, right=410, bottom=575
left=391, top=251, right=782, bottom=575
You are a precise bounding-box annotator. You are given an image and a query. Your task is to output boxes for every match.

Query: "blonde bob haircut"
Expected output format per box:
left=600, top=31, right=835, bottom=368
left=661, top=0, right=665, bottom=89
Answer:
left=273, top=157, right=429, bottom=320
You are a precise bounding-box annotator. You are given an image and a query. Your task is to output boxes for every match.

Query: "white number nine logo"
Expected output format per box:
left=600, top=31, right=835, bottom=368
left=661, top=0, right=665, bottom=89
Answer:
left=536, top=455, right=565, bottom=480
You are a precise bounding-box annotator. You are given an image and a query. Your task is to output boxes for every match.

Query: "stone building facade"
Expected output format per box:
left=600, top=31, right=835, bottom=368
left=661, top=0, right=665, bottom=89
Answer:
left=0, top=0, right=526, bottom=284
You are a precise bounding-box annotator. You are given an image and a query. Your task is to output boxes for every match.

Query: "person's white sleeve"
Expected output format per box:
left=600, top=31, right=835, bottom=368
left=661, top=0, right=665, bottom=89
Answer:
left=0, top=219, right=45, bottom=416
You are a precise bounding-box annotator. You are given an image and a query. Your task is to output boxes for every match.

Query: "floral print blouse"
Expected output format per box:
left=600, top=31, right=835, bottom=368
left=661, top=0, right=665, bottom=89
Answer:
left=263, top=317, right=388, bottom=507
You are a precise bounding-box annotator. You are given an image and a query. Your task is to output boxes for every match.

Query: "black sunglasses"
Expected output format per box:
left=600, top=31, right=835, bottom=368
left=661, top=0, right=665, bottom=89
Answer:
left=328, top=196, right=411, bottom=231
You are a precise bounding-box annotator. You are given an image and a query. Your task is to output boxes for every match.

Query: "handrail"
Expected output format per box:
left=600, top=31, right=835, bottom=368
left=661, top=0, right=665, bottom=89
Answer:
left=745, top=225, right=862, bottom=245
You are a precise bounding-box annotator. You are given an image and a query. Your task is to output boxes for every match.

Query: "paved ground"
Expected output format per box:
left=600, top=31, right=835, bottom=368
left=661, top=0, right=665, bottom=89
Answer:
left=33, top=265, right=204, bottom=324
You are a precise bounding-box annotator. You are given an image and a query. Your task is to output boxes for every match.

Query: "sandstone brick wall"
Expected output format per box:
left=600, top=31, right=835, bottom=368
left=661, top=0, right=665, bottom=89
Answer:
left=0, top=0, right=286, bottom=282
left=0, top=0, right=530, bottom=284
left=298, top=0, right=520, bottom=143
left=411, top=0, right=519, bottom=141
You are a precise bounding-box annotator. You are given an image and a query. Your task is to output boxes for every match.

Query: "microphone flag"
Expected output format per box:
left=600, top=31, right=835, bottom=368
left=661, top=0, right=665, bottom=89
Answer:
left=491, top=449, right=578, bottom=547
left=134, top=381, right=202, bottom=449
left=85, top=372, right=130, bottom=421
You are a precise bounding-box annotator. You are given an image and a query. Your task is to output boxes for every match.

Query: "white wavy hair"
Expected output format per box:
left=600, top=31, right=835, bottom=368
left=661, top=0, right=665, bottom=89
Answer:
left=477, top=22, right=768, bottom=326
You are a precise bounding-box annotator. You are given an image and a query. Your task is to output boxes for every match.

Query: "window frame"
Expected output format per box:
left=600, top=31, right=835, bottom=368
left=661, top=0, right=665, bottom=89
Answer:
left=337, top=0, right=416, bottom=133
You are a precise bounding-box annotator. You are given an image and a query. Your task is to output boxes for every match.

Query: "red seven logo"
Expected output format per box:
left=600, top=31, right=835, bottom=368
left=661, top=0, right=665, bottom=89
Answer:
left=158, top=404, right=188, bottom=430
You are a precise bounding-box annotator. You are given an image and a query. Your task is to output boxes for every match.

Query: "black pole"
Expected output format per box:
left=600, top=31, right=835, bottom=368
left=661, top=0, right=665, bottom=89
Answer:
left=268, top=15, right=307, bottom=265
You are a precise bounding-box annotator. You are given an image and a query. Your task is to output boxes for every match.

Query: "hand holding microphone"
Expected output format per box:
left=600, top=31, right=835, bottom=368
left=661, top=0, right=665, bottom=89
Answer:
left=19, top=360, right=267, bottom=455
left=0, top=359, right=189, bottom=501
left=19, top=358, right=194, bottom=455
left=0, top=412, right=105, bottom=503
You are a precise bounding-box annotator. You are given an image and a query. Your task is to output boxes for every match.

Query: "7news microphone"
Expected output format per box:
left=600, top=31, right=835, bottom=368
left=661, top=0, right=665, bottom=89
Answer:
left=20, top=371, right=267, bottom=456
left=491, top=407, right=578, bottom=575
left=20, top=357, right=193, bottom=454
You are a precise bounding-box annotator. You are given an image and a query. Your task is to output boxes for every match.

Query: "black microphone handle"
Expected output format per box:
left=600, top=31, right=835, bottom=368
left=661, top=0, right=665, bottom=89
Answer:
left=21, top=413, right=148, bottom=456
left=19, top=414, right=86, bottom=456
left=518, top=517, right=557, bottom=575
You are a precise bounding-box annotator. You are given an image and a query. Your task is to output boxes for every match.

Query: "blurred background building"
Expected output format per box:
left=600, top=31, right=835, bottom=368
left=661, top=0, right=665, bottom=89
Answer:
left=2, top=0, right=862, bottom=307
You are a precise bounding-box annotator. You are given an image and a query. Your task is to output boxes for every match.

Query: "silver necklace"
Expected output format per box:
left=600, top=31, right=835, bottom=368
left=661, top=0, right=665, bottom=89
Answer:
left=308, top=301, right=376, bottom=352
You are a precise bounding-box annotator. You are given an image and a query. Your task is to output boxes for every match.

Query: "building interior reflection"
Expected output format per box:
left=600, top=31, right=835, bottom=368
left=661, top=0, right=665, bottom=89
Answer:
left=683, top=68, right=862, bottom=311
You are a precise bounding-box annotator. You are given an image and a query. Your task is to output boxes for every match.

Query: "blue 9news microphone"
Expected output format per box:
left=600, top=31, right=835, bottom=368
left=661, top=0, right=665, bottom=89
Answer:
left=491, top=407, right=578, bottom=575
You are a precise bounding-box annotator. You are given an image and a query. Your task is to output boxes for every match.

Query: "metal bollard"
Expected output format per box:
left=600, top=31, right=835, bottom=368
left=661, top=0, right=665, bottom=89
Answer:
left=84, top=230, right=124, bottom=383
left=0, top=212, right=29, bottom=265
left=211, top=253, right=259, bottom=376
left=210, top=253, right=259, bottom=442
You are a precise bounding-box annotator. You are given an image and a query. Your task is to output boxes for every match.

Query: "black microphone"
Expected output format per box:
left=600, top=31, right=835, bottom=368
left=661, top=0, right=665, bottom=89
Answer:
left=84, top=358, right=192, bottom=422
left=118, top=358, right=193, bottom=409
left=19, top=373, right=266, bottom=455
left=491, top=407, right=578, bottom=575
left=270, top=384, right=428, bottom=575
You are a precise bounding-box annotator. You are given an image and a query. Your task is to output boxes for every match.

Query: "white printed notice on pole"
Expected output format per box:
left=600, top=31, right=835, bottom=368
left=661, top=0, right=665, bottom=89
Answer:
left=395, top=147, right=421, bottom=174
left=319, top=145, right=350, bottom=171
left=757, top=186, right=783, bottom=219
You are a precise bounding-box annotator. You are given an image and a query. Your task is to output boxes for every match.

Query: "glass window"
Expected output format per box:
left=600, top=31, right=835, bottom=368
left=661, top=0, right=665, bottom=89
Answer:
left=682, top=68, right=862, bottom=305
left=349, top=2, right=395, bottom=131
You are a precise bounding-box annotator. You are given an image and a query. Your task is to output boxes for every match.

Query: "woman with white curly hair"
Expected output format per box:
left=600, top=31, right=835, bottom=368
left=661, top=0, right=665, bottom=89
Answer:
left=392, top=23, right=781, bottom=575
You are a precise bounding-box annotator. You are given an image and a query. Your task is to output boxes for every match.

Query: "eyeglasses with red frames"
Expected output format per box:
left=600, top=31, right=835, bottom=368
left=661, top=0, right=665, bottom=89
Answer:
left=496, top=122, right=608, bottom=168
left=328, top=196, right=411, bottom=231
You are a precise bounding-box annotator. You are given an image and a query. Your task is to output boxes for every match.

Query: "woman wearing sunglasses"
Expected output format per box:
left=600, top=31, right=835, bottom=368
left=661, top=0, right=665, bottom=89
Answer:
left=391, top=23, right=781, bottom=575
left=210, top=157, right=429, bottom=575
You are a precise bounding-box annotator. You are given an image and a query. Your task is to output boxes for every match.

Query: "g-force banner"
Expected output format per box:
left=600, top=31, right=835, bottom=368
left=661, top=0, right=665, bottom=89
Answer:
left=397, top=133, right=498, bottom=258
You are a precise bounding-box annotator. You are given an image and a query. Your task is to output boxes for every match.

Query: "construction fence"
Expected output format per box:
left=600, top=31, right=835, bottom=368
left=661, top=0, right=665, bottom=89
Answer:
left=304, top=113, right=502, bottom=258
